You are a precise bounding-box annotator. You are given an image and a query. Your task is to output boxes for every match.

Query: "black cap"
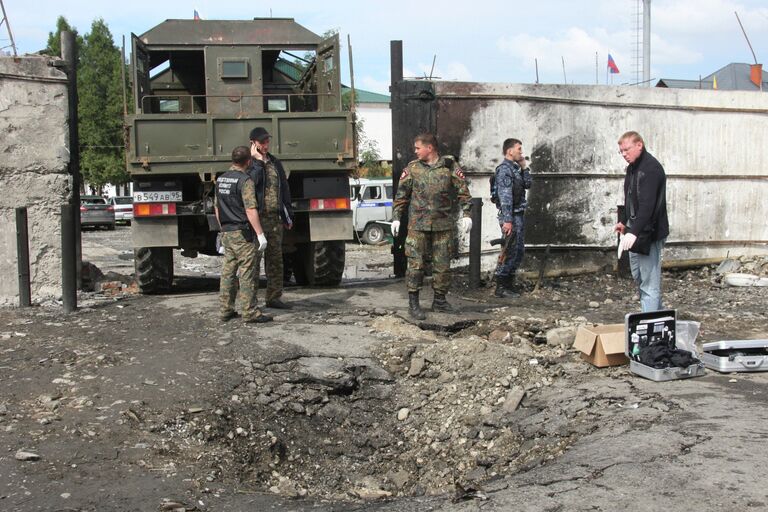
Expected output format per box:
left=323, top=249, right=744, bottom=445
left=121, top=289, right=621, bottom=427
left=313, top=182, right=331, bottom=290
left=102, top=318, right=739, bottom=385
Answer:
left=249, top=127, right=271, bottom=142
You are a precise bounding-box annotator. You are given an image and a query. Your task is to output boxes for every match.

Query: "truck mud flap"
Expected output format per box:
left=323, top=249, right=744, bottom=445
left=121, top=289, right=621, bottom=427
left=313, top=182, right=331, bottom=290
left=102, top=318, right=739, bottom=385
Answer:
left=132, top=218, right=179, bottom=248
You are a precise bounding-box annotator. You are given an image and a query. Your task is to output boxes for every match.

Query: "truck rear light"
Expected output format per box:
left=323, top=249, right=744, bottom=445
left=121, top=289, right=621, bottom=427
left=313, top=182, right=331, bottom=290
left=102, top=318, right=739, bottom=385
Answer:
left=309, top=198, right=350, bottom=211
left=133, top=202, right=177, bottom=217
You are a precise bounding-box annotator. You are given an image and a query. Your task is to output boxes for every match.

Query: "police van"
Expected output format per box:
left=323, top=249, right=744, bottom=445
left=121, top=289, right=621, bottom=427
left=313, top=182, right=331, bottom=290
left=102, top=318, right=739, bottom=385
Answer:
left=350, top=178, right=393, bottom=244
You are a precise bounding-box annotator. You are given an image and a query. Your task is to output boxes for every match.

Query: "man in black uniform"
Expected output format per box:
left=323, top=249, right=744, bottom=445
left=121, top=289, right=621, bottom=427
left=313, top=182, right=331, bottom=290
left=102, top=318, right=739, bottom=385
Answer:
left=247, top=127, right=294, bottom=309
left=215, top=146, right=271, bottom=323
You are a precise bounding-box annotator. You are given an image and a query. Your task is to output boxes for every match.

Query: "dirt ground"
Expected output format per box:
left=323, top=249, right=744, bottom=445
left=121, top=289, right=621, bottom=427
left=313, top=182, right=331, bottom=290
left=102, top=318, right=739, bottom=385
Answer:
left=1, top=226, right=767, bottom=511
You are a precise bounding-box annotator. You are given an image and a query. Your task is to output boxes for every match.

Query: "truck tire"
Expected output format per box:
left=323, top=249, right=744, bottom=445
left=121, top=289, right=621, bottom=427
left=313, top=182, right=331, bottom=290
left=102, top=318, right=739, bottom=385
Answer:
left=362, top=223, right=385, bottom=245
left=293, top=241, right=345, bottom=286
left=135, top=247, right=174, bottom=294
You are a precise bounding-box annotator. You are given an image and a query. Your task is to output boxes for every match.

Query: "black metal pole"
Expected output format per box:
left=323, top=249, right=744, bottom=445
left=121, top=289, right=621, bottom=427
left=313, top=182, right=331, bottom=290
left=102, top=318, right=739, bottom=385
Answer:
left=61, top=205, right=76, bottom=312
left=469, top=198, right=483, bottom=289
left=62, top=31, right=82, bottom=289
left=15, top=207, right=31, bottom=307
left=390, top=40, right=407, bottom=278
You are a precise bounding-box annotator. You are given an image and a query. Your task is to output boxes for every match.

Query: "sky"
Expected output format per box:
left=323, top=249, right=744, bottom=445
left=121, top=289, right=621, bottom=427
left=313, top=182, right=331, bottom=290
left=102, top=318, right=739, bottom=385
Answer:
left=4, top=0, right=768, bottom=94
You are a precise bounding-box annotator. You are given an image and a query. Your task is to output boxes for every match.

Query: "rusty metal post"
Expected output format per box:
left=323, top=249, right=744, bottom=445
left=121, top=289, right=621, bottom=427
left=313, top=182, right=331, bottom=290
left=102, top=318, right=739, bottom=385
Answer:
left=61, top=205, right=77, bottom=312
left=16, top=207, right=31, bottom=307
left=469, top=198, right=482, bottom=289
left=62, top=30, right=82, bottom=289
left=390, top=40, right=407, bottom=277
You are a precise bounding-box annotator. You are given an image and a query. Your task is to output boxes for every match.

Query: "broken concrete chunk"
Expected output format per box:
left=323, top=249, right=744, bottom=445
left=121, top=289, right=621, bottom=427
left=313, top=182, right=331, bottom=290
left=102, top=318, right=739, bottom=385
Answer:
left=545, top=326, right=577, bottom=347
left=408, top=357, right=426, bottom=377
left=488, top=329, right=511, bottom=343
left=15, top=450, right=40, bottom=461
left=502, top=387, right=526, bottom=413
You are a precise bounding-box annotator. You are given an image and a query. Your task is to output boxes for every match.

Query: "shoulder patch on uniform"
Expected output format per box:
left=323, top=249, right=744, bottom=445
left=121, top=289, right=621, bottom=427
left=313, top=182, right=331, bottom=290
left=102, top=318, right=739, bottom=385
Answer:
left=399, top=168, right=410, bottom=180
left=455, top=167, right=465, bottom=179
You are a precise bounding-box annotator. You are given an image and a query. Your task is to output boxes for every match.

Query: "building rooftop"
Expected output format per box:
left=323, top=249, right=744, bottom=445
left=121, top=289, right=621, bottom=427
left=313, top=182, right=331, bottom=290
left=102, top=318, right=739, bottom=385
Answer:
left=656, top=62, right=766, bottom=91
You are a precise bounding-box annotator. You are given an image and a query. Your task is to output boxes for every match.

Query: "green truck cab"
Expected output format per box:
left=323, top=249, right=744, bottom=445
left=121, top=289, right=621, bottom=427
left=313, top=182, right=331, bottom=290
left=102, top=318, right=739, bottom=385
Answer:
left=125, top=18, right=354, bottom=293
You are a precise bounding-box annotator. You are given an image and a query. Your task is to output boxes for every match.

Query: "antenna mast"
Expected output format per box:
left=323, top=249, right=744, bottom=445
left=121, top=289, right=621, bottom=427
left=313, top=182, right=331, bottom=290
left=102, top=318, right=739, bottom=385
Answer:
left=0, top=0, right=18, bottom=56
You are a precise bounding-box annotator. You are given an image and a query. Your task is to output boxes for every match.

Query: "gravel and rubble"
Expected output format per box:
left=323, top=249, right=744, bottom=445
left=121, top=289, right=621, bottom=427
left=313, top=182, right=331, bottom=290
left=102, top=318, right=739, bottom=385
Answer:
left=0, top=229, right=766, bottom=510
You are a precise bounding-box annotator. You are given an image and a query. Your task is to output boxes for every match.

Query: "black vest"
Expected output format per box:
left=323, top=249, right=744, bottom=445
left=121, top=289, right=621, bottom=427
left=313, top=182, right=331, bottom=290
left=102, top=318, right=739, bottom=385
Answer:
left=216, top=171, right=250, bottom=231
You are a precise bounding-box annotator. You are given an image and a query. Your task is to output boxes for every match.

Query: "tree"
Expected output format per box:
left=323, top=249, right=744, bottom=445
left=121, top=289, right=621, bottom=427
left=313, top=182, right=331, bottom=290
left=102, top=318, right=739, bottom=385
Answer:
left=77, top=18, right=127, bottom=189
left=42, top=16, right=82, bottom=57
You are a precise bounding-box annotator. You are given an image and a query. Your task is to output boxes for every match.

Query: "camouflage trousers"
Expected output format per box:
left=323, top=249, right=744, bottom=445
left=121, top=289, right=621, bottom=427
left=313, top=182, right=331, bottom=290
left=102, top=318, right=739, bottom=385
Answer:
left=405, top=229, right=453, bottom=294
left=219, top=230, right=261, bottom=320
left=254, top=214, right=284, bottom=303
left=495, top=213, right=526, bottom=279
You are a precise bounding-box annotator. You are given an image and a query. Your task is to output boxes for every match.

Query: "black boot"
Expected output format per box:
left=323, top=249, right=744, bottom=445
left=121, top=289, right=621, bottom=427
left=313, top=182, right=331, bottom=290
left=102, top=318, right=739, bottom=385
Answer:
left=494, top=278, right=519, bottom=299
left=432, top=292, right=454, bottom=312
left=408, top=291, right=426, bottom=320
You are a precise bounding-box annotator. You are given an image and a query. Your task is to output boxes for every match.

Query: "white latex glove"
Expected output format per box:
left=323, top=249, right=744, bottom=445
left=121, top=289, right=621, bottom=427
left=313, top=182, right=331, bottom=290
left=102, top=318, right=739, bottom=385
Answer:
left=460, top=217, right=472, bottom=233
left=216, top=233, right=226, bottom=255
left=391, top=220, right=400, bottom=237
left=257, top=233, right=268, bottom=253
left=620, top=233, right=637, bottom=252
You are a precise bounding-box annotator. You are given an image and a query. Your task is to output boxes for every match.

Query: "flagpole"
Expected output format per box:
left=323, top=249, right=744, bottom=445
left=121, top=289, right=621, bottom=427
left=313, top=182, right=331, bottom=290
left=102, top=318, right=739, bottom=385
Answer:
left=595, top=52, right=598, bottom=85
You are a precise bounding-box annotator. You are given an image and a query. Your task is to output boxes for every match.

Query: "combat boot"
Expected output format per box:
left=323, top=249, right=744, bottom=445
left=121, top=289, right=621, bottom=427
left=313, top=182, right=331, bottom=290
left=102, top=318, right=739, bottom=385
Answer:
left=408, top=291, right=426, bottom=320
left=494, top=278, right=520, bottom=299
left=431, top=292, right=454, bottom=312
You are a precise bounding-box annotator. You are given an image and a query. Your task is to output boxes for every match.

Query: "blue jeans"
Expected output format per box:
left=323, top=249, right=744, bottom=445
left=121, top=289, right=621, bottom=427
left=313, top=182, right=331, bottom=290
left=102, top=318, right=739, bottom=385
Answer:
left=629, top=238, right=666, bottom=312
left=495, top=214, right=525, bottom=279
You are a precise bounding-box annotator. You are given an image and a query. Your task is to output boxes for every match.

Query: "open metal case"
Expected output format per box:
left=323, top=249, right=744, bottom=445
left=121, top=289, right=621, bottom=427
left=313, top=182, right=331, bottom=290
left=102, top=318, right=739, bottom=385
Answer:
left=625, top=310, right=706, bottom=382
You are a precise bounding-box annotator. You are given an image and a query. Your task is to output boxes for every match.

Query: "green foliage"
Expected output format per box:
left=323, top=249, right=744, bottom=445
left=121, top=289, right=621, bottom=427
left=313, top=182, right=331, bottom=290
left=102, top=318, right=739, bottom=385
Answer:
left=77, top=18, right=128, bottom=188
left=43, top=16, right=128, bottom=190
left=42, top=16, right=82, bottom=57
left=356, top=118, right=388, bottom=178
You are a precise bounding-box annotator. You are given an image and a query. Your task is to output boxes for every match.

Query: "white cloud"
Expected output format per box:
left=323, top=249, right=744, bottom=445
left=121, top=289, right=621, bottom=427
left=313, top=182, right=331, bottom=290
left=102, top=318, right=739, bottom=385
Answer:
left=497, top=27, right=625, bottom=81
left=654, top=0, right=768, bottom=37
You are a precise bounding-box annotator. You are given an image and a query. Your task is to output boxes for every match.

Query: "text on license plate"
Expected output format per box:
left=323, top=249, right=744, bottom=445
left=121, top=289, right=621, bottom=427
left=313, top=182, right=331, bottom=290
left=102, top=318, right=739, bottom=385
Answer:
left=133, top=191, right=182, bottom=203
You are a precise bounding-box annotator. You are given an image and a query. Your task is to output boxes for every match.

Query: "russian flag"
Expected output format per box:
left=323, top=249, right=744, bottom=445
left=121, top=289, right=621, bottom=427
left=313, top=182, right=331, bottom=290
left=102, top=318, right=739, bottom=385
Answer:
left=607, top=54, right=620, bottom=74
left=193, top=9, right=201, bottom=21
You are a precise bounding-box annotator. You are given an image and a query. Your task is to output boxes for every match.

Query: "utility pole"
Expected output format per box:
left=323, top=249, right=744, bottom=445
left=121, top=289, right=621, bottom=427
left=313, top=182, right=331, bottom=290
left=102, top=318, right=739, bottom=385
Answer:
left=0, top=0, right=18, bottom=56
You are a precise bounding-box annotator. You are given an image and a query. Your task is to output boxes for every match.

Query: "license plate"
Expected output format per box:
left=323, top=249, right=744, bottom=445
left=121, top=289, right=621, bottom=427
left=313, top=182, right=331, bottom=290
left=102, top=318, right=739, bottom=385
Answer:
left=133, top=191, right=182, bottom=203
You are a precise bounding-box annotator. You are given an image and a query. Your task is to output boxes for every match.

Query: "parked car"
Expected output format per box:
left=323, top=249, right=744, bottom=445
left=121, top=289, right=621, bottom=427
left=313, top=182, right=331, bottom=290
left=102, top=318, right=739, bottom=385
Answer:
left=80, top=195, right=115, bottom=230
left=108, top=196, right=133, bottom=225
left=350, top=178, right=393, bottom=244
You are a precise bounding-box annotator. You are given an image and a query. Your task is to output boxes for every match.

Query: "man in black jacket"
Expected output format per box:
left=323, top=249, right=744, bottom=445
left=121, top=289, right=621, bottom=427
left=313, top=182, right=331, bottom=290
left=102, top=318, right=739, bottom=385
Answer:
left=247, top=127, right=295, bottom=310
left=614, top=131, right=669, bottom=312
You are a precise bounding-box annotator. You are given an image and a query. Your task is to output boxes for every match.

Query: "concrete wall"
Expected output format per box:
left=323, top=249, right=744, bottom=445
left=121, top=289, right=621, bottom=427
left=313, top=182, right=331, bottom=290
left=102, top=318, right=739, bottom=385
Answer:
left=0, top=56, right=70, bottom=305
left=427, top=82, right=768, bottom=272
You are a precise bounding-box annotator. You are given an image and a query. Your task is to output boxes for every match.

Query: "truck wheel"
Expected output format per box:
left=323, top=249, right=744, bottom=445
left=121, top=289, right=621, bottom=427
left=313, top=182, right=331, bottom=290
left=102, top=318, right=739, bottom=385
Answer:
left=362, top=223, right=385, bottom=245
left=135, top=247, right=174, bottom=294
left=294, top=241, right=345, bottom=286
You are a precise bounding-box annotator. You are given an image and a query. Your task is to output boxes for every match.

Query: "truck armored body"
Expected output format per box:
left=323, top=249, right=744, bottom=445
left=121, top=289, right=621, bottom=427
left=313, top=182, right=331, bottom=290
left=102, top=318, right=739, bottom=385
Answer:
left=125, top=18, right=355, bottom=293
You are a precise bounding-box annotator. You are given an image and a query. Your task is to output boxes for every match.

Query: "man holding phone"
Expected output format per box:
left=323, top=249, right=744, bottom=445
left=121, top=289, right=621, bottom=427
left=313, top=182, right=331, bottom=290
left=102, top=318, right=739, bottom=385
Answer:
left=493, top=138, right=532, bottom=298
left=247, top=127, right=295, bottom=309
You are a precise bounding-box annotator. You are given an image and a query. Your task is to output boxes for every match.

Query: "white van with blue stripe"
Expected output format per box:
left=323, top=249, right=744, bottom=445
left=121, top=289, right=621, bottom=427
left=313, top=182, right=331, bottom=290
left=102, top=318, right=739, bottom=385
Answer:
left=350, top=178, right=393, bottom=244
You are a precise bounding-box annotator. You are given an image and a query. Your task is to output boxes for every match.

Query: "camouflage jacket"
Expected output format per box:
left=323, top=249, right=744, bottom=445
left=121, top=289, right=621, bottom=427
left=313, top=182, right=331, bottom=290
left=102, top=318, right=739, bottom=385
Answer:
left=495, top=159, right=532, bottom=222
left=393, top=155, right=472, bottom=231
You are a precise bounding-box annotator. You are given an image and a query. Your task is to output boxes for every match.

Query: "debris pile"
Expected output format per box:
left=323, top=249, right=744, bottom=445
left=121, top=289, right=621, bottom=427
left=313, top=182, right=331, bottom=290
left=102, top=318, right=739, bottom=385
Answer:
left=155, top=314, right=638, bottom=500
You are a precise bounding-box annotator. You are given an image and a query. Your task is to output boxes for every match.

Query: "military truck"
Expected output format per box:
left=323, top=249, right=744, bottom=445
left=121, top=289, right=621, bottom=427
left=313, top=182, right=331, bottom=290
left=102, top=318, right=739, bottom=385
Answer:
left=125, top=18, right=354, bottom=293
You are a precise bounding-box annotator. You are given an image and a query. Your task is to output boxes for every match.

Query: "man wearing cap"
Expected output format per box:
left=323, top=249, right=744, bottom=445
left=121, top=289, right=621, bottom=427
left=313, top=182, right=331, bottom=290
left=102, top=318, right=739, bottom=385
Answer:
left=247, top=127, right=295, bottom=309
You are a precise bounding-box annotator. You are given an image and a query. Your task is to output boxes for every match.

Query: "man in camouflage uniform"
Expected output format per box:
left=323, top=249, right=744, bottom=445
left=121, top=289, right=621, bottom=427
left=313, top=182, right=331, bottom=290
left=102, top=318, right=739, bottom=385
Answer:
left=215, top=146, right=272, bottom=323
left=392, top=133, right=473, bottom=320
left=247, top=127, right=295, bottom=309
left=494, top=138, right=532, bottom=298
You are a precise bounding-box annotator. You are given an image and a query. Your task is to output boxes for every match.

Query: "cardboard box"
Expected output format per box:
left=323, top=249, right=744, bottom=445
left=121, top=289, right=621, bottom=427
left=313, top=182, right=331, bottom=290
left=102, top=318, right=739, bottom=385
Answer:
left=573, top=324, right=628, bottom=367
